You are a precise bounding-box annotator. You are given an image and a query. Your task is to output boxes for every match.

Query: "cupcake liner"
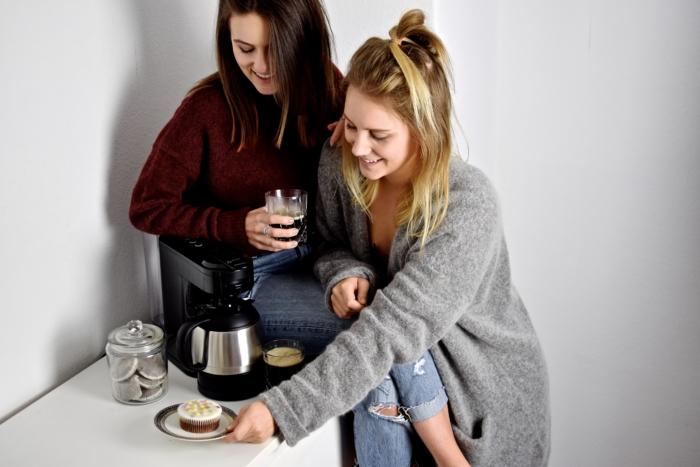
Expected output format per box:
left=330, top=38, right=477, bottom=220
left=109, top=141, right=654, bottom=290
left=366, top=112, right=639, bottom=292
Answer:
left=179, top=418, right=220, bottom=434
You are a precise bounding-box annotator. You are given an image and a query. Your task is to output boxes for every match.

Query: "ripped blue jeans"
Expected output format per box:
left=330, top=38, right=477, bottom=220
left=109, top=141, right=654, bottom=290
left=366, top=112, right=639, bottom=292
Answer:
left=353, top=350, right=448, bottom=467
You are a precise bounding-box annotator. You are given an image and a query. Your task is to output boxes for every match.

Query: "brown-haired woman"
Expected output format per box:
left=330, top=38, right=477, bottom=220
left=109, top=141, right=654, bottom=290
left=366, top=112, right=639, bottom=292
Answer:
left=224, top=9, right=550, bottom=467
left=129, top=0, right=353, bottom=354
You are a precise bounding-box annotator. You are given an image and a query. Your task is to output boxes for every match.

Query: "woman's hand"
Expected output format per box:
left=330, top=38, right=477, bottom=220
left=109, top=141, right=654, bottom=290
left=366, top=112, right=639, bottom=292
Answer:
left=330, top=276, right=369, bottom=319
left=223, top=400, right=276, bottom=444
left=327, top=117, right=345, bottom=146
left=245, top=207, right=299, bottom=251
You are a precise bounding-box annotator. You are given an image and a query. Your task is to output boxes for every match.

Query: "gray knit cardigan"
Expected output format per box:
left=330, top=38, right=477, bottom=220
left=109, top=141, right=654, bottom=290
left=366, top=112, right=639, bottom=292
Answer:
left=260, top=142, right=550, bottom=466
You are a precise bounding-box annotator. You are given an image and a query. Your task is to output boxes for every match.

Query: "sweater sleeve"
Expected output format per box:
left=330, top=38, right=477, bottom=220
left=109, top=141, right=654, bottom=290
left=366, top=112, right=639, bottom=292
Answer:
left=261, top=161, right=505, bottom=446
left=312, top=143, right=381, bottom=311
left=128, top=89, right=251, bottom=250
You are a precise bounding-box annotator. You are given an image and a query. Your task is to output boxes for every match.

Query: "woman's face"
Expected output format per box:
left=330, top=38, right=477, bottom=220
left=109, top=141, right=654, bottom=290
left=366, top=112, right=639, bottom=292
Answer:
left=343, top=86, right=419, bottom=186
left=229, top=13, right=275, bottom=95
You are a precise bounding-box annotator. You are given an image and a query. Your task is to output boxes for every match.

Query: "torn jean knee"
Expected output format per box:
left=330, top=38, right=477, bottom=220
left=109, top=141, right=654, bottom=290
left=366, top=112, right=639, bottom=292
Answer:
left=369, top=403, right=404, bottom=420
left=367, top=351, right=449, bottom=424
left=366, top=376, right=410, bottom=424
left=388, top=350, right=449, bottom=422
left=368, top=389, right=448, bottom=424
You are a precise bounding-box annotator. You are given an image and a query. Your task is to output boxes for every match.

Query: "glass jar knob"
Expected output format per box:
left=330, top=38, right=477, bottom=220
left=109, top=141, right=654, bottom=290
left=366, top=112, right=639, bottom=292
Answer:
left=127, top=320, right=143, bottom=334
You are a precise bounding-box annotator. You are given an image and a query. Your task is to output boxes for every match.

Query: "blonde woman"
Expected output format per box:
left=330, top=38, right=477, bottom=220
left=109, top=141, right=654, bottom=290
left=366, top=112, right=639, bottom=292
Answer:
left=225, top=10, right=550, bottom=466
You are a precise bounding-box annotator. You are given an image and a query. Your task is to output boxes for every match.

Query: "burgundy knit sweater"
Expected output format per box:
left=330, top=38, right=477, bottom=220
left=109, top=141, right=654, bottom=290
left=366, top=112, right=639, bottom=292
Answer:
left=129, top=83, right=335, bottom=257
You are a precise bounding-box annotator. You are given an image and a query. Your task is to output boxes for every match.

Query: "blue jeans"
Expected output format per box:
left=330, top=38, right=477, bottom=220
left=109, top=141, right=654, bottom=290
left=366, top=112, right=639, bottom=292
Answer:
left=250, top=246, right=356, bottom=355
left=250, top=243, right=314, bottom=295
left=353, top=351, right=448, bottom=467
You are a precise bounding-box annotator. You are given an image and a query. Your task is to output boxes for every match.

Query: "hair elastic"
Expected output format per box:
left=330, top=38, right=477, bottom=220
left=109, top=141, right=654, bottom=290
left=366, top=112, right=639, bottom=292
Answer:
left=392, top=37, right=403, bottom=46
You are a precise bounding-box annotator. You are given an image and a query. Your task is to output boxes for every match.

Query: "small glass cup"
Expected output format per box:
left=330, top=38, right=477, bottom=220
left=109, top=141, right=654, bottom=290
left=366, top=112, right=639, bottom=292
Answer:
left=265, top=189, right=307, bottom=243
left=263, top=339, right=305, bottom=388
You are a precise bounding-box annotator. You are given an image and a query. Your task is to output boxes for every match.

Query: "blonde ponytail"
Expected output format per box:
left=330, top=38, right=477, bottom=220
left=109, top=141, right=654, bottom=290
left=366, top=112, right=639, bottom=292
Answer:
left=341, top=9, right=454, bottom=250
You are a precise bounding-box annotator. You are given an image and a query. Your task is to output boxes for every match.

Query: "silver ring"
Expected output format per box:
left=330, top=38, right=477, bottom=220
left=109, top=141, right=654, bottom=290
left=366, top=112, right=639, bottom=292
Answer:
left=263, top=225, right=271, bottom=238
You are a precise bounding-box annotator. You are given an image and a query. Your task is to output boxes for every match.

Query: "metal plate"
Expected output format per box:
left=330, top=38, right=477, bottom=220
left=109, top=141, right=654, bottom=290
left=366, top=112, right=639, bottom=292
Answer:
left=153, top=404, right=237, bottom=442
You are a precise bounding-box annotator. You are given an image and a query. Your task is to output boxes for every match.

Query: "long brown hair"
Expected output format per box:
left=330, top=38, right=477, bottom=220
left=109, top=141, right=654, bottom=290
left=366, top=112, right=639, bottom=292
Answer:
left=341, top=9, right=454, bottom=250
left=190, top=0, right=340, bottom=150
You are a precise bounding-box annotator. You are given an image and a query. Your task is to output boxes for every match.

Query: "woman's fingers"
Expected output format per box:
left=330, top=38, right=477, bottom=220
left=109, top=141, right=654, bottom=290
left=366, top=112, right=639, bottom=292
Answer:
left=223, top=405, right=247, bottom=442
left=329, top=117, right=345, bottom=146
left=266, top=213, right=295, bottom=227
left=341, top=278, right=366, bottom=311
left=264, top=226, right=299, bottom=240
left=330, top=293, right=353, bottom=319
left=223, top=401, right=275, bottom=444
left=356, top=278, right=370, bottom=305
left=331, top=297, right=358, bottom=319
left=225, top=405, right=245, bottom=433
left=264, top=214, right=298, bottom=240
left=330, top=277, right=367, bottom=318
left=245, top=207, right=298, bottom=251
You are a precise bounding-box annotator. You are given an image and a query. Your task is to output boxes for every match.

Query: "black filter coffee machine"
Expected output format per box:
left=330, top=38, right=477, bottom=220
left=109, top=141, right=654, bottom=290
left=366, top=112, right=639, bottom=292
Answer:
left=159, top=236, right=265, bottom=400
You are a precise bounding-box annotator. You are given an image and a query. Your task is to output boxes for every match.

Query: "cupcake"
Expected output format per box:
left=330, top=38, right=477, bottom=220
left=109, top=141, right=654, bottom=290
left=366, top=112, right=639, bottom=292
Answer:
left=178, top=399, right=222, bottom=433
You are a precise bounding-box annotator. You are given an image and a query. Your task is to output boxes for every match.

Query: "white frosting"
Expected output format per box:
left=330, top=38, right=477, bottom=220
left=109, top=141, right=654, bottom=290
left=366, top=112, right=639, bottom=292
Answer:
left=177, top=399, right=222, bottom=423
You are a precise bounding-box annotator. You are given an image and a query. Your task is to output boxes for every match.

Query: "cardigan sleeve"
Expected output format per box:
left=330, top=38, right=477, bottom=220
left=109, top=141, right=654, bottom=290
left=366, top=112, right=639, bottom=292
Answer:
left=128, top=89, right=252, bottom=250
left=261, top=160, right=506, bottom=446
left=312, top=143, right=381, bottom=311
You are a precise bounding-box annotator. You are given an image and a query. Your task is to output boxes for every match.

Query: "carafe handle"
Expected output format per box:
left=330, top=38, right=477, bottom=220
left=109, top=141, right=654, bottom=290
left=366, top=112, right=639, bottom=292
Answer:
left=175, top=316, right=211, bottom=372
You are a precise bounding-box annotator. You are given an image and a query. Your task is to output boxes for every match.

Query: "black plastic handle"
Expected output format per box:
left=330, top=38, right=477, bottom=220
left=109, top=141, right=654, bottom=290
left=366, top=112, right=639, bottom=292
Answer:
left=175, top=316, right=211, bottom=372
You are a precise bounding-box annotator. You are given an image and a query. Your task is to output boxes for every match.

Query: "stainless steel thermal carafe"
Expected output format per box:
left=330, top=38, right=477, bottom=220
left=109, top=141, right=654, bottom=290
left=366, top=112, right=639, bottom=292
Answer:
left=175, top=297, right=265, bottom=401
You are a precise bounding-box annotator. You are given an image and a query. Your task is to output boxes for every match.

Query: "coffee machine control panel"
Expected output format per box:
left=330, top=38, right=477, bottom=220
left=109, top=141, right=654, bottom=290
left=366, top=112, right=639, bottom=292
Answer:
left=159, top=236, right=254, bottom=297
left=160, top=237, right=248, bottom=269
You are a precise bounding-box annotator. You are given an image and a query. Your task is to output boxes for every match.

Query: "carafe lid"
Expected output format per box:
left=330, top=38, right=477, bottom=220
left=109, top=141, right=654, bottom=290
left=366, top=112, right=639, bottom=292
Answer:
left=197, top=297, right=260, bottom=331
left=107, top=320, right=164, bottom=355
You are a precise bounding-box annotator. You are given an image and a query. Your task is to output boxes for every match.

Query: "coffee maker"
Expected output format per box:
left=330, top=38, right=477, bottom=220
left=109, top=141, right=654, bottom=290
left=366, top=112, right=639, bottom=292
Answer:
left=159, top=236, right=265, bottom=400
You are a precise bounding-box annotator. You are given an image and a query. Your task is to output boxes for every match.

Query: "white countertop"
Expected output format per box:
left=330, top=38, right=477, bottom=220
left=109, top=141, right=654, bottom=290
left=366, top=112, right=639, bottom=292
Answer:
left=0, top=358, right=352, bottom=467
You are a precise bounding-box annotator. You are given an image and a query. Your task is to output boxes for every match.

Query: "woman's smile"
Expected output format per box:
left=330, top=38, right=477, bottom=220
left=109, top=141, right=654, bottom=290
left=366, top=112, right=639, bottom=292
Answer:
left=253, top=69, right=272, bottom=80
left=359, top=157, right=383, bottom=166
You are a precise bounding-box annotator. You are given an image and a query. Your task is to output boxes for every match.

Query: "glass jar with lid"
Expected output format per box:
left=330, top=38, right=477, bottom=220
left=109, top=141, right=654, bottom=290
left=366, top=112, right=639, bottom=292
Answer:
left=106, top=319, right=168, bottom=404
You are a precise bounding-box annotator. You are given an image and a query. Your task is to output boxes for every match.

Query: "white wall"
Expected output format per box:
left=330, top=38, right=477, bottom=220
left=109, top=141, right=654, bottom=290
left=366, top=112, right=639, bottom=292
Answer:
left=0, top=0, right=219, bottom=422
left=325, top=0, right=432, bottom=71
left=435, top=1, right=499, bottom=176
left=438, top=0, right=700, bottom=465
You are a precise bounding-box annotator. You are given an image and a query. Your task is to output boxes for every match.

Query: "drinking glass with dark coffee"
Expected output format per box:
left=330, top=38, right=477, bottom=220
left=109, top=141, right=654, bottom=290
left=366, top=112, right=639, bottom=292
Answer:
left=264, top=190, right=307, bottom=243
left=263, top=339, right=305, bottom=388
